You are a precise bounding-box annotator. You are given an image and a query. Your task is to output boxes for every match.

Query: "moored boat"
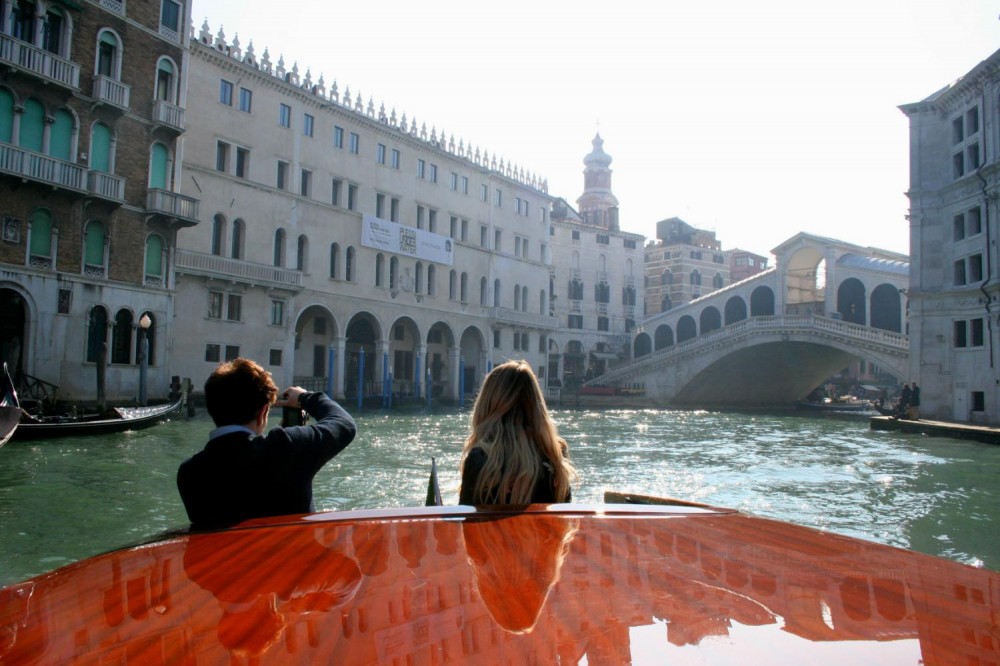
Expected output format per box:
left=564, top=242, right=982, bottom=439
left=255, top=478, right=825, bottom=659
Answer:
left=0, top=363, right=18, bottom=447
left=796, top=398, right=873, bottom=413
left=1, top=499, right=997, bottom=664
left=12, top=398, right=184, bottom=441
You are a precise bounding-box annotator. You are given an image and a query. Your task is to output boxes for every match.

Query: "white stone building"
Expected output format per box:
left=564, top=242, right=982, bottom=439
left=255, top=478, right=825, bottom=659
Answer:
left=900, top=48, right=1000, bottom=423
left=171, top=23, right=558, bottom=402
left=548, top=135, right=645, bottom=387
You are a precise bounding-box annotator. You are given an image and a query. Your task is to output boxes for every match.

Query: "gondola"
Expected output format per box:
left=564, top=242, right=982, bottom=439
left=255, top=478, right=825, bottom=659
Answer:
left=1, top=495, right=998, bottom=664
left=0, top=363, right=19, bottom=447
left=12, top=397, right=184, bottom=441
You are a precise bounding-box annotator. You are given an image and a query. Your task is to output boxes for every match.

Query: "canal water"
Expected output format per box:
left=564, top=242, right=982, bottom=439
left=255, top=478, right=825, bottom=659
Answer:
left=1, top=407, right=999, bottom=587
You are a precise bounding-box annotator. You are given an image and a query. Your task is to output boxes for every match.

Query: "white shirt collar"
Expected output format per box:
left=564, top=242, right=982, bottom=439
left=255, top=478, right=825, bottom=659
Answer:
left=208, top=424, right=258, bottom=441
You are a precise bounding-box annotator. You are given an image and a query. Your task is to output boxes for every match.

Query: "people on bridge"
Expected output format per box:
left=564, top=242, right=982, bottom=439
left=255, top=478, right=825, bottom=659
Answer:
left=177, top=358, right=357, bottom=529
left=459, top=360, right=576, bottom=505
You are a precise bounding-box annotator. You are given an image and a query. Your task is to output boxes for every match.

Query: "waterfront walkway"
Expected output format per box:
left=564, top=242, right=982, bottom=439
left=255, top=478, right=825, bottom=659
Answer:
left=870, top=416, right=1000, bottom=445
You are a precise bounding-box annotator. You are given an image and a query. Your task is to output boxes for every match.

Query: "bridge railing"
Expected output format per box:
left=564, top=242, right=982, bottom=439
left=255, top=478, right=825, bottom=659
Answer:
left=594, top=315, right=907, bottom=386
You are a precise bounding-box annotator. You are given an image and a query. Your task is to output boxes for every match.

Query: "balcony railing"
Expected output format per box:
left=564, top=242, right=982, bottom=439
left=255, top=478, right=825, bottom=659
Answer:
left=625, top=275, right=635, bottom=288
left=146, top=189, right=199, bottom=226
left=570, top=299, right=582, bottom=313
left=488, top=307, right=558, bottom=329
left=175, top=249, right=303, bottom=290
left=152, top=100, right=185, bottom=132
left=571, top=268, right=581, bottom=280
left=92, top=75, right=130, bottom=111
left=87, top=171, right=125, bottom=202
left=624, top=305, right=635, bottom=319
left=597, top=302, right=609, bottom=316
left=0, top=33, right=80, bottom=89
left=597, top=271, right=608, bottom=284
left=0, top=142, right=86, bottom=192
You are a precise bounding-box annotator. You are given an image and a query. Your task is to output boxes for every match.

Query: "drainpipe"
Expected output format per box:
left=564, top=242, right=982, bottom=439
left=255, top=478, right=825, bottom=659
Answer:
left=975, top=163, right=994, bottom=369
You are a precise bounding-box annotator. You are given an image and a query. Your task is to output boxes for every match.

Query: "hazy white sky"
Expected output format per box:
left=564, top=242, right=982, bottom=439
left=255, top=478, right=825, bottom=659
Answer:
left=190, top=0, right=999, bottom=259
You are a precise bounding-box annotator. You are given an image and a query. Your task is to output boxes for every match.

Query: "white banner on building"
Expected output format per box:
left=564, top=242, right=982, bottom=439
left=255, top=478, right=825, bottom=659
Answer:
left=361, top=215, right=453, bottom=265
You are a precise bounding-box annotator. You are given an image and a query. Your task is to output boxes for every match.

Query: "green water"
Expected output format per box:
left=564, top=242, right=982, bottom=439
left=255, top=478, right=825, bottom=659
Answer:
left=1, top=407, right=999, bottom=586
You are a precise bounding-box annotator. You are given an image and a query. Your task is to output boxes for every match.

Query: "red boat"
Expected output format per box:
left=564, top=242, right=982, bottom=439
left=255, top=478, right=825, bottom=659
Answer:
left=1, top=496, right=998, bottom=664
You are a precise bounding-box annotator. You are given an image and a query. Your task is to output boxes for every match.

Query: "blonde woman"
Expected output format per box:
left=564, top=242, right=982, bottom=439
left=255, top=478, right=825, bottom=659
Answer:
left=459, top=360, right=576, bottom=505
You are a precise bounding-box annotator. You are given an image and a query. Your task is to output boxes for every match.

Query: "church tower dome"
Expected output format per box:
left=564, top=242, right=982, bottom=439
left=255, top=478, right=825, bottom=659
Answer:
left=575, top=133, right=620, bottom=229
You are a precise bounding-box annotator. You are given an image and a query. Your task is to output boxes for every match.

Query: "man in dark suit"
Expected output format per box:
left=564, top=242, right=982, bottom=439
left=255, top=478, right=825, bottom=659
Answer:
left=177, top=358, right=356, bottom=529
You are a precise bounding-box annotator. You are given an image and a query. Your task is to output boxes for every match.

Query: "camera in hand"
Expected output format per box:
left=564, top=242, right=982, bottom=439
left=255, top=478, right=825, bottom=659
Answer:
left=281, top=406, right=306, bottom=427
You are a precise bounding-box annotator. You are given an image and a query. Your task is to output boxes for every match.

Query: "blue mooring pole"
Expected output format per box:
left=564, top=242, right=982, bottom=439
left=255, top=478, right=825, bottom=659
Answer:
left=415, top=354, right=422, bottom=400
left=357, top=347, right=365, bottom=412
left=326, top=345, right=335, bottom=397
left=458, top=356, right=465, bottom=408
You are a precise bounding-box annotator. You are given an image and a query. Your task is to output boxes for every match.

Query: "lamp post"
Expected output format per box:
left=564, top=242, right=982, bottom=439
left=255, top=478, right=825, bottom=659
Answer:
left=138, top=313, right=151, bottom=406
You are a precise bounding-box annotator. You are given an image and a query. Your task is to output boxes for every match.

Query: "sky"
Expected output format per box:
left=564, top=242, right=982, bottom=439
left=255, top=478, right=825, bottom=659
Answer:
left=190, top=0, right=1000, bottom=259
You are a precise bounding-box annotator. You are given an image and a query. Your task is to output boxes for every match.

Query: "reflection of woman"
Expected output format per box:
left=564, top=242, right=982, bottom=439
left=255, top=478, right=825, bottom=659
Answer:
left=463, top=514, right=577, bottom=633
left=459, top=360, right=576, bottom=505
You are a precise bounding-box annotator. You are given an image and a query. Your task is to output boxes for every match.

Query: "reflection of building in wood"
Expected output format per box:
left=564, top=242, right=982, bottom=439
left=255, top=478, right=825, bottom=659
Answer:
left=547, top=134, right=644, bottom=384
left=0, top=0, right=197, bottom=401
left=900, top=48, right=1000, bottom=423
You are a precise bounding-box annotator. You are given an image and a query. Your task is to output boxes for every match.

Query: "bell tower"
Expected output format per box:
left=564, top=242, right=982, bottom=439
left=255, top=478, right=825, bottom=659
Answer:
left=575, top=133, right=620, bottom=229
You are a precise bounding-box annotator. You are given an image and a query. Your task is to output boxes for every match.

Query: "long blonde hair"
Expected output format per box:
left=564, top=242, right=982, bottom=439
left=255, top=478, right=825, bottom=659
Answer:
left=461, top=360, right=576, bottom=504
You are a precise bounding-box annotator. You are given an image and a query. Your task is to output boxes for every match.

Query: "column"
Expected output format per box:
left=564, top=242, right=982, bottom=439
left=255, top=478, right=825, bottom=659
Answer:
left=448, top=346, right=461, bottom=400
left=335, top=336, right=347, bottom=400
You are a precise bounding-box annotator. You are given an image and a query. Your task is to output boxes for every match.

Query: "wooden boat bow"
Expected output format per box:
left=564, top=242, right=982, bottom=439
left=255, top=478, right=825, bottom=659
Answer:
left=1, top=503, right=997, bottom=664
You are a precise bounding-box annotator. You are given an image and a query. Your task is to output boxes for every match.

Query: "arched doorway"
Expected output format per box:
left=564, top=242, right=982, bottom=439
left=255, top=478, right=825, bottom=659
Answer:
left=837, top=278, right=866, bottom=325
left=0, top=288, right=27, bottom=380
left=345, top=314, right=380, bottom=402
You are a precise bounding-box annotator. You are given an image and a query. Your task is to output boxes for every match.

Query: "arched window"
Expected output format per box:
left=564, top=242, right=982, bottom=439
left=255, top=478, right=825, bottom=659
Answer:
left=231, top=219, right=244, bottom=259
left=11, top=1, right=36, bottom=44
left=690, top=270, right=702, bottom=286
left=86, top=305, right=109, bottom=363
left=42, top=5, right=70, bottom=56
left=50, top=108, right=74, bottom=160
left=514, top=284, right=521, bottom=311
left=449, top=270, right=457, bottom=300
left=96, top=29, right=122, bottom=80
left=0, top=87, right=14, bottom=143
left=90, top=122, right=113, bottom=173
left=111, top=309, right=133, bottom=364
left=330, top=242, right=340, bottom=279
left=599, top=253, right=607, bottom=273
left=539, top=290, right=546, bottom=315
left=273, top=228, right=285, bottom=267
left=83, top=220, right=106, bottom=276
left=149, top=142, right=169, bottom=189
left=19, top=98, right=44, bottom=152
left=480, top=276, right=487, bottom=305
left=521, top=286, right=528, bottom=312
left=415, top=262, right=423, bottom=294
left=460, top=272, right=468, bottom=302
left=28, top=208, right=53, bottom=267
left=211, top=214, right=226, bottom=256
left=296, top=234, right=308, bottom=271
left=155, top=57, right=177, bottom=103
left=345, top=246, right=354, bottom=282
left=713, top=273, right=723, bottom=289
left=389, top=256, right=398, bottom=289
left=144, top=234, right=164, bottom=286
left=375, top=253, right=384, bottom=287
left=661, top=269, right=672, bottom=286
left=427, top=264, right=435, bottom=295
left=493, top=279, right=501, bottom=307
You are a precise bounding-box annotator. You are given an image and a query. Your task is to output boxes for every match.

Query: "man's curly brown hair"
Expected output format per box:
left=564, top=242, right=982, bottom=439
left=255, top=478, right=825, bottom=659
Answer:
left=205, top=358, right=278, bottom=426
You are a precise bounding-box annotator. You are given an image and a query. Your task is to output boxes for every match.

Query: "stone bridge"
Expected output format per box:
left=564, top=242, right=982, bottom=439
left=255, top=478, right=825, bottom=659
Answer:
left=590, top=233, right=910, bottom=407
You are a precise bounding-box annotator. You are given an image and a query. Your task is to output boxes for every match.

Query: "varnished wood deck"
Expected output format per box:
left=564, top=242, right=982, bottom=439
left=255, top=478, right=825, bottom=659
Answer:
left=1, top=504, right=998, bottom=664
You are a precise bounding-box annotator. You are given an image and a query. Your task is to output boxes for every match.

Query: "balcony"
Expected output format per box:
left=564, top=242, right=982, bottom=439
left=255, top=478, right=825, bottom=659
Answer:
left=0, top=141, right=86, bottom=192
left=92, top=75, right=130, bottom=111
left=625, top=275, right=635, bottom=288
left=87, top=171, right=125, bottom=203
left=624, top=305, right=635, bottom=319
left=597, top=302, right=609, bottom=316
left=571, top=268, right=581, bottom=280
left=597, top=271, right=608, bottom=284
left=99, top=0, right=125, bottom=15
left=0, top=33, right=80, bottom=90
left=488, top=307, right=558, bottom=330
left=152, top=100, right=185, bottom=133
left=146, top=189, right=199, bottom=227
left=570, top=299, right=582, bottom=313
left=175, top=249, right=303, bottom=290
